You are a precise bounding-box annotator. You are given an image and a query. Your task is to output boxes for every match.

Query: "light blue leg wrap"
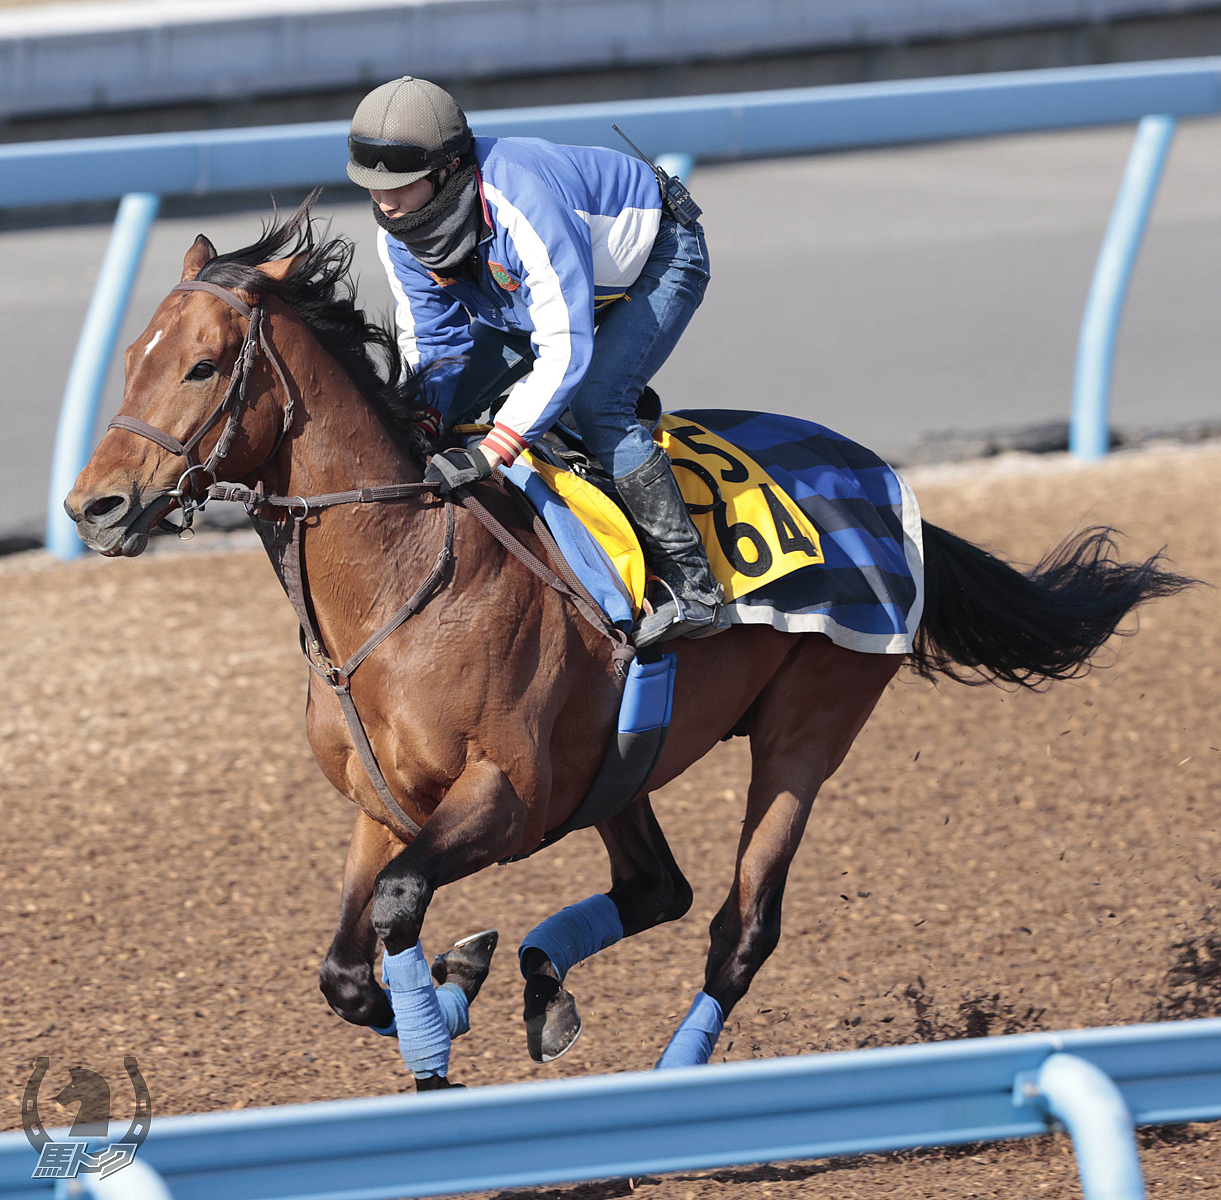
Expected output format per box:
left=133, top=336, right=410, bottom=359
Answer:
left=518, top=893, right=624, bottom=981
left=373, top=982, right=469, bottom=1041
left=655, top=992, right=725, bottom=1069
left=434, top=982, right=470, bottom=1037
left=381, top=943, right=452, bottom=1078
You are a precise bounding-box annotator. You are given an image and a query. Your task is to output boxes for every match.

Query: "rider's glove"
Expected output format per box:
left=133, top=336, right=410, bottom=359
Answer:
left=423, top=446, right=495, bottom=493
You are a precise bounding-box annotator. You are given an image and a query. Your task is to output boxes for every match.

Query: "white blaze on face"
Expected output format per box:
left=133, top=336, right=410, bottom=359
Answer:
left=143, top=329, right=164, bottom=357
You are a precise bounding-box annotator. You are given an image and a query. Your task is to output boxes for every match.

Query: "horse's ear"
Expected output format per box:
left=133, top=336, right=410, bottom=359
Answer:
left=181, top=234, right=217, bottom=281
left=254, top=252, right=308, bottom=285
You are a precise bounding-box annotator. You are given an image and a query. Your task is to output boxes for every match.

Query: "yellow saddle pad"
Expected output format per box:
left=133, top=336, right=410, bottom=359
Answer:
left=521, top=414, right=824, bottom=616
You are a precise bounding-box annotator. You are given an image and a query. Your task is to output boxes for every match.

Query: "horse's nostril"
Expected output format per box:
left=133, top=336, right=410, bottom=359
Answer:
left=85, top=495, right=125, bottom=519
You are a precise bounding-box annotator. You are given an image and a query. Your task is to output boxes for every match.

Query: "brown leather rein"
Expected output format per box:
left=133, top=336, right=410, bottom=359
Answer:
left=106, top=278, right=632, bottom=841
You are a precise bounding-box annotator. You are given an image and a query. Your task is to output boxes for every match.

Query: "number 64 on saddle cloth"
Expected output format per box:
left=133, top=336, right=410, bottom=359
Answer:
left=519, top=414, right=825, bottom=614
left=506, top=410, right=924, bottom=657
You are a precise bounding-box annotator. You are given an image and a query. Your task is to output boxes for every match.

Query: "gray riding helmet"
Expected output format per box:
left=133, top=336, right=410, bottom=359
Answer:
left=347, top=77, right=472, bottom=190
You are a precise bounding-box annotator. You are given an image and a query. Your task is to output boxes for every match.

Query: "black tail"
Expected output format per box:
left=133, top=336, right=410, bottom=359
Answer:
left=910, top=522, right=1197, bottom=688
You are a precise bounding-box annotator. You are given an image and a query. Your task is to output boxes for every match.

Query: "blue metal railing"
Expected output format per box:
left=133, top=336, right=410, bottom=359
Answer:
left=44, top=192, right=160, bottom=560
left=4, top=1017, right=1221, bottom=1199
left=1070, top=114, right=1178, bottom=460
left=6, top=56, right=1218, bottom=556
left=2, top=57, right=1219, bottom=206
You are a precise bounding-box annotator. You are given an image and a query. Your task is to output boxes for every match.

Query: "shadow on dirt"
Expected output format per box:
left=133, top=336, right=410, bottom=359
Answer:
left=855, top=977, right=1047, bottom=1048
left=1149, top=923, right=1221, bottom=1022
left=481, top=1154, right=883, bottom=1200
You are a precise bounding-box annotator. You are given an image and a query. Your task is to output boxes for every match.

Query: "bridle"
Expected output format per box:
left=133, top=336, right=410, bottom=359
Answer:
left=102, top=276, right=633, bottom=842
left=106, top=279, right=296, bottom=535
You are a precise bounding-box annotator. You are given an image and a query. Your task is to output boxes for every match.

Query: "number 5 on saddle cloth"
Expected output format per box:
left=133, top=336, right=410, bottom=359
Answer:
left=497, top=409, right=925, bottom=855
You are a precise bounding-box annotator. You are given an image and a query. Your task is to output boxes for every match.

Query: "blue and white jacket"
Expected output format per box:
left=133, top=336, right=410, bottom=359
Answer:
left=377, top=135, right=663, bottom=460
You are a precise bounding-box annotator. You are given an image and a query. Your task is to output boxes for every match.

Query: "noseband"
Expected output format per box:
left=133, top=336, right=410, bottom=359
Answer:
left=107, top=279, right=296, bottom=534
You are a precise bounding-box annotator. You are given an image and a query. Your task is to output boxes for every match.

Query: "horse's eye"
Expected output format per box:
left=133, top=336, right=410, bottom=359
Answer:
left=186, top=360, right=216, bottom=381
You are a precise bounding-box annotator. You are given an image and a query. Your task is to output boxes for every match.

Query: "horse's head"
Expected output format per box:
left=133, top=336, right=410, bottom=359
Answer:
left=64, top=234, right=300, bottom=556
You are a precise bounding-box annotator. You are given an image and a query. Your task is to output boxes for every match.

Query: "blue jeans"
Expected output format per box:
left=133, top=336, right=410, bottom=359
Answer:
left=448, top=216, right=710, bottom=479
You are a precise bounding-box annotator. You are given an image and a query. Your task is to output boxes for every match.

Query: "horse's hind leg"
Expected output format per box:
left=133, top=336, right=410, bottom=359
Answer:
left=521, top=794, right=692, bottom=1062
left=657, top=637, right=899, bottom=1068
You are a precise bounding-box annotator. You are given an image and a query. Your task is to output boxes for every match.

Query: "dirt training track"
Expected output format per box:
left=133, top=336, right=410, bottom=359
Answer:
left=2, top=442, right=1219, bottom=1197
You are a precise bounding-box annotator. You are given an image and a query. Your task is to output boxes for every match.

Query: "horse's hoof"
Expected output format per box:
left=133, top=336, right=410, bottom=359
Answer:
left=523, top=972, right=582, bottom=1064
left=432, top=929, right=498, bottom=1004
left=415, top=1074, right=464, bottom=1092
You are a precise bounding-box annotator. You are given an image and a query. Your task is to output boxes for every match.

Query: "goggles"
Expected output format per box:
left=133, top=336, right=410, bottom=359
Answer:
left=347, top=135, right=462, bottom=176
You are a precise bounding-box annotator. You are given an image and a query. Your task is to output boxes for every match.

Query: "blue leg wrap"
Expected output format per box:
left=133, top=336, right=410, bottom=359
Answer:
left=518, top=893, right=624, bottom=982
left=373, top=981, right=470, bottom=1041
left=382, top=943, right=451, bottom=1078
left=655, top=992, right=725, bottom=1069
left=435, top=982, right=470, bottom=1037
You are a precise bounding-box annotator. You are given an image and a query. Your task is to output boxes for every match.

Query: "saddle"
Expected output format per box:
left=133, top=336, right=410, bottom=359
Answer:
left=461, top=404, right=924, bottom=653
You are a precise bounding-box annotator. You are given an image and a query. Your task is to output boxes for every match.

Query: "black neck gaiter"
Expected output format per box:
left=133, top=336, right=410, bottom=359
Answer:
left=372, top=162, right=486, bottom=273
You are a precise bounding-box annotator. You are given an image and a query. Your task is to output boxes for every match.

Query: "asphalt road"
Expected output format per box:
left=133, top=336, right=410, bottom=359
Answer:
left=3, top=116, right=1219, bottom=534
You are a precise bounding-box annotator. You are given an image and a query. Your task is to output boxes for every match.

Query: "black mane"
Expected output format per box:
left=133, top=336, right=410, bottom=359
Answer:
left=196, top=192, right=433, bottom=452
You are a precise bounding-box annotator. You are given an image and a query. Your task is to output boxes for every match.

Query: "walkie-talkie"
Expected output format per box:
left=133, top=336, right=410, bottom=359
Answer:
left=612, top=124, right=702, bottom=228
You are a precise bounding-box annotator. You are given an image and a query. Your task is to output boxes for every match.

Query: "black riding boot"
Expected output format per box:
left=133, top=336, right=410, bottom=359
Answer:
left=615, top=445, right=725, bottom=647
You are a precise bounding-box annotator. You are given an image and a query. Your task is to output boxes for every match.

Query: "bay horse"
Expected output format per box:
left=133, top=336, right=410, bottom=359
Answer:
left=65, top=204, right=1191, bottom=1087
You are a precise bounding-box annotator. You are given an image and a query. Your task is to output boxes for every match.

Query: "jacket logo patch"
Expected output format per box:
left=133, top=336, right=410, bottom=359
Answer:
left=427, top=270, right=458, bottom=288
left=488, top=261, right=520, bottom=291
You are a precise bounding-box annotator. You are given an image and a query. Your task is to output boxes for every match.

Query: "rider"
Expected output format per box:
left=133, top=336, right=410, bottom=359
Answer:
left=347, top=76, right=722, bottom=646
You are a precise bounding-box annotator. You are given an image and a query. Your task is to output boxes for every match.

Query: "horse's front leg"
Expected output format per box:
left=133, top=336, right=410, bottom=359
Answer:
left=520, top=795, right=693, bottom=1063
left=319, top=809, right=404, bottom=1031
left=371, top=759, right=530, bottom=1087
